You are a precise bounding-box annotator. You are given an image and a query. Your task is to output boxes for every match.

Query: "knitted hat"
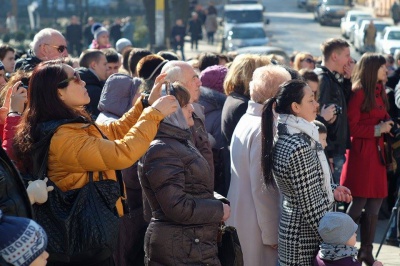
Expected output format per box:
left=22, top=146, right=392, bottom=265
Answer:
left=200, top=65, right=228, bottom=93
left=91, top=22, right=103, bottom=35
left=94, top=26, right=109, bottom=40
left=318, top=212, right=358, bottom=245
left=0, top=61, right=4, bottom=71
left=115, top=38, right=132, bottom=53
left=0, top=210, right=48, bottom=266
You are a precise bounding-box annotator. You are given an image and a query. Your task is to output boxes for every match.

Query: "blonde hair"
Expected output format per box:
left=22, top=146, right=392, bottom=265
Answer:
left=223, top=54, right=270, bottom=97
left=250, top=65, right=291, bottom=103
left=293, top=52, right=313, bottom=71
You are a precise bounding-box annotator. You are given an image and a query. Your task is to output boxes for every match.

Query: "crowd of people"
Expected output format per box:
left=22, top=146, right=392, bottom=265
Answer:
left=0, top=6, right=400, bottom=266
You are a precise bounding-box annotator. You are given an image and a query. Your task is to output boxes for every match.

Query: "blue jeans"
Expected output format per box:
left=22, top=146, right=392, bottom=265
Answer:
left=332, top=154, right=346, bottom=185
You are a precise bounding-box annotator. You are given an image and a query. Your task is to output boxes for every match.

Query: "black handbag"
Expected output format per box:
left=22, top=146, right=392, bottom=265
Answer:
left=33, top=172, right=120, bottom=264
left=32, top=121, right=125, bottom=264
left=217, top=222, right=244, bottom=266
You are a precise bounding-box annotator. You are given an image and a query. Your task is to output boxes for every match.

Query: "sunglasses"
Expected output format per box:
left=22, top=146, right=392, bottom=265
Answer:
left=45, top=44, right=68, bottom=53
left=58, top=71, right=81, bottom=87
left=303, top=58, right=316, bottom=64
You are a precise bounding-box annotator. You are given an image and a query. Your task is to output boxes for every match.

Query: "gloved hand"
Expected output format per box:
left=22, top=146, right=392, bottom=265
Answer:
left=26, top=178, right=54, bottom=205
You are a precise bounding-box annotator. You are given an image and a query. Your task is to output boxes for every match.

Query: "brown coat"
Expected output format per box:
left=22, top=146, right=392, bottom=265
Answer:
left=138, top=122, right=224, bottom=265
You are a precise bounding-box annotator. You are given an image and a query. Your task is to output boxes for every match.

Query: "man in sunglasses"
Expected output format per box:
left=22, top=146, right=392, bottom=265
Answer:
left=15, top=28, right=68, bottom=72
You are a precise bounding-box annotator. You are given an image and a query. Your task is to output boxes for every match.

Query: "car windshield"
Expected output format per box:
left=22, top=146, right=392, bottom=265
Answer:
left=375, top=24, right=390, bottom=32
left=225, top=10, right=263, bottom=23
left=350, top=14, right=370, bottom=22
left=388, top=31, right=400, bottom=40
left=324, top=0, right=349, bottom=5
left=230, top=27, right=266, bottom=39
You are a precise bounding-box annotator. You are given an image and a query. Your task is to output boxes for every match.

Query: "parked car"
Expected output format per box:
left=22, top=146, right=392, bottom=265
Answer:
left=314, top=0, right=352, bottom=26
left=375, top=26, right=400, bottom=55
left=340, top=10, right=372, bottom=38
left=298, top=0, right=319, bottom=11
left=354, top=20, right=392, bottom=53
left=235, top=46, right=289, bottom=64
left=226, top=25, right=269, bottom=51
left=223, top=3, right=266, bottom=37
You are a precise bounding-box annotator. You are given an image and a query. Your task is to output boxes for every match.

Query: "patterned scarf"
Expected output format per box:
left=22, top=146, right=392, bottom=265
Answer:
left=319, top=243, right=358, bottom=261
left=278, top=114, right=335, bottom=204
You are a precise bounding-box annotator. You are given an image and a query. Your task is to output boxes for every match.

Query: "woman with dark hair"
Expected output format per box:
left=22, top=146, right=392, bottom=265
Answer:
left=138, top=83, right=230, bottom=265
left=341, top=53, right=393, bottom=266
left=261, top=79, right=352, bottom=265
left=12, top=60, right=177, bottom=265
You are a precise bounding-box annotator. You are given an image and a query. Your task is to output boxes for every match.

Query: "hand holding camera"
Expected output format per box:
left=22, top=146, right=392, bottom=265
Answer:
left=321, top=103, right=342, bottom=124
left=9, top=80, right=28, bottom=115
left=379, top=120, right=394, bottom=134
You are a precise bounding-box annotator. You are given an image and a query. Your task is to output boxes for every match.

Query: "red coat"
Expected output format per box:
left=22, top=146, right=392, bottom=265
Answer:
left=340, top=85, right=389, bottom=198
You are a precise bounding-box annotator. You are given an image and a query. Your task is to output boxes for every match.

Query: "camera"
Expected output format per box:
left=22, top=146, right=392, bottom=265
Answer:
left=390, top=122, right=400, bottom=137
left=20, top=77, right=29, bottom=90
left=327, top=103, right=342, bottom=115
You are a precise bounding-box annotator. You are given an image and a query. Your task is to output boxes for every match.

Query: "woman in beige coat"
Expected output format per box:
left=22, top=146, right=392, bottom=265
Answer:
left=227, top=65, right=291, bottom=266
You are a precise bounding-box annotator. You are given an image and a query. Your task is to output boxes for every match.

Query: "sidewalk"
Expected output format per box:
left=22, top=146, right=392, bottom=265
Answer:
left=354, top=3, right=394, bottom=24
left=366, top=219, right=399, bottom=265
left=183, top=33, right=224, bottom=60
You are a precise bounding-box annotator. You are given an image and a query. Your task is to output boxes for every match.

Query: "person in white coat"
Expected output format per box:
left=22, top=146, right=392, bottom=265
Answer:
left=227, top=64, right=291, bottom=266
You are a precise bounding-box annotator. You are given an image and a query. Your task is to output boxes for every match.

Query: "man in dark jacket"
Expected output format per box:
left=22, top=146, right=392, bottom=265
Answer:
left=78, top=49, right=108, bottom=119
left=314, top=38, right=352, bottom=184
left=187, top=12, right=202, bottom=50
left=15, top=28, right=68, bottom=72
left=109, top=18, right=122, bottom=47
left=65, top=16, right=82, bottom=57
left=161, top=61, right=214, bottom=180
left=83, top=17, right=95, bottom=47
left=170, top=19, right=186, bottom=60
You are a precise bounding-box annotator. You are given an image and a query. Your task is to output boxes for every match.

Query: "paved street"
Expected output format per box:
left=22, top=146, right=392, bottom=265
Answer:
left=183, top=0, right=400, bottom=264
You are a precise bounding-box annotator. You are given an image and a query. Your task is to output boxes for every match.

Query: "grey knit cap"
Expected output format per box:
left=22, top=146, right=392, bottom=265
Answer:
left=318, top=212, right=358, bottom=245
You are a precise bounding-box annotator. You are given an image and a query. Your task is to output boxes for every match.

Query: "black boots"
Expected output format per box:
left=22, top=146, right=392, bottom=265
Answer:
left=357, top=213, right=379, bottom=266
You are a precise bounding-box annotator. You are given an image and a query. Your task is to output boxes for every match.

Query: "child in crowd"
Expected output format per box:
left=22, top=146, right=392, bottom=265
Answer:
left=314, top=212, right=383, bottom=266
left=0, top=210, right=48, bottom=266
left=314, top=120, right=328, bottom=149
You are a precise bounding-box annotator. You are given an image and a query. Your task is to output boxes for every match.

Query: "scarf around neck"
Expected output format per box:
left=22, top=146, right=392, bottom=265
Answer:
left=319, top=243, right=358, bottom=261
left=278, top=114, right=334, bottom=204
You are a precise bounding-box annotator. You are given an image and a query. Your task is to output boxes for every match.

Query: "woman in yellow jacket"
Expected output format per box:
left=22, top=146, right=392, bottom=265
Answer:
left=13, top=60, right=177, bottom=266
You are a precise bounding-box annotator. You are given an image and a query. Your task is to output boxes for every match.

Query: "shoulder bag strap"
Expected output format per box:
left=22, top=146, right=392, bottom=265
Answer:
left=91, top=123, right=128, bottom=214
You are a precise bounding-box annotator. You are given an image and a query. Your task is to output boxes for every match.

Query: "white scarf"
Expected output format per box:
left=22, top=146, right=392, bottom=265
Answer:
left=278, top=114, right=335, bottom=204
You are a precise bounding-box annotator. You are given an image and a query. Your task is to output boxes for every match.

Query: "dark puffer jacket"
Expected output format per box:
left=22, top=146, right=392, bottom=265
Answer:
left=138, top=122, right=223, bottom=266
left=77, top=67, right=105, bottom=119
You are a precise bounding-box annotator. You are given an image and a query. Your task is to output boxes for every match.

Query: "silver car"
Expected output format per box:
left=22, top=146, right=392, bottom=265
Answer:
left=226, top=25, right=269, bottom=51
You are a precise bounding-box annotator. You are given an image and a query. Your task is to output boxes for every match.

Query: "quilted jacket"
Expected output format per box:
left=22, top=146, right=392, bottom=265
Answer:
left=138, top=122, right=224, bottom=265
left=46, top=104, right=163, bottom=215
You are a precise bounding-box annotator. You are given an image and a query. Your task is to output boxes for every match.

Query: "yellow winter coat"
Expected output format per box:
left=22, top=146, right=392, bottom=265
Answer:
left=47, top=102, right=164, bottom=215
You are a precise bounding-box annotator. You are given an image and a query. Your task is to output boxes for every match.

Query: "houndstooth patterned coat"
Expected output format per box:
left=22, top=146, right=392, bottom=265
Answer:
left=272, top=124, right=334, bottom=266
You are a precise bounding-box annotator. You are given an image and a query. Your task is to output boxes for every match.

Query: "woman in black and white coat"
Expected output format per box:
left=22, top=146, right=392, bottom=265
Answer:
left=261, top=80, right=352, bottom=265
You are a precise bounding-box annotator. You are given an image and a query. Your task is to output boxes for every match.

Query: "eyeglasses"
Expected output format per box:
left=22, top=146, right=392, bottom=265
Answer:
left=44, top=44, right=68, bottom=53
left=58, top=71, right=81, bottom=87
left=303, top=58, right=316, bottom=64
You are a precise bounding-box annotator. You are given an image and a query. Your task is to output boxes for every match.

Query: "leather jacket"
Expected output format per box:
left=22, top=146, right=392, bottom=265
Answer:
left=0, top=147, right=33, bottom=218
left=315, top=66, right=352, bottom=157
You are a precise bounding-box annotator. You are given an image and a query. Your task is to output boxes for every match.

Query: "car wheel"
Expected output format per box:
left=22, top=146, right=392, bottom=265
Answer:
left=320, top=20, right=325, bottom=26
